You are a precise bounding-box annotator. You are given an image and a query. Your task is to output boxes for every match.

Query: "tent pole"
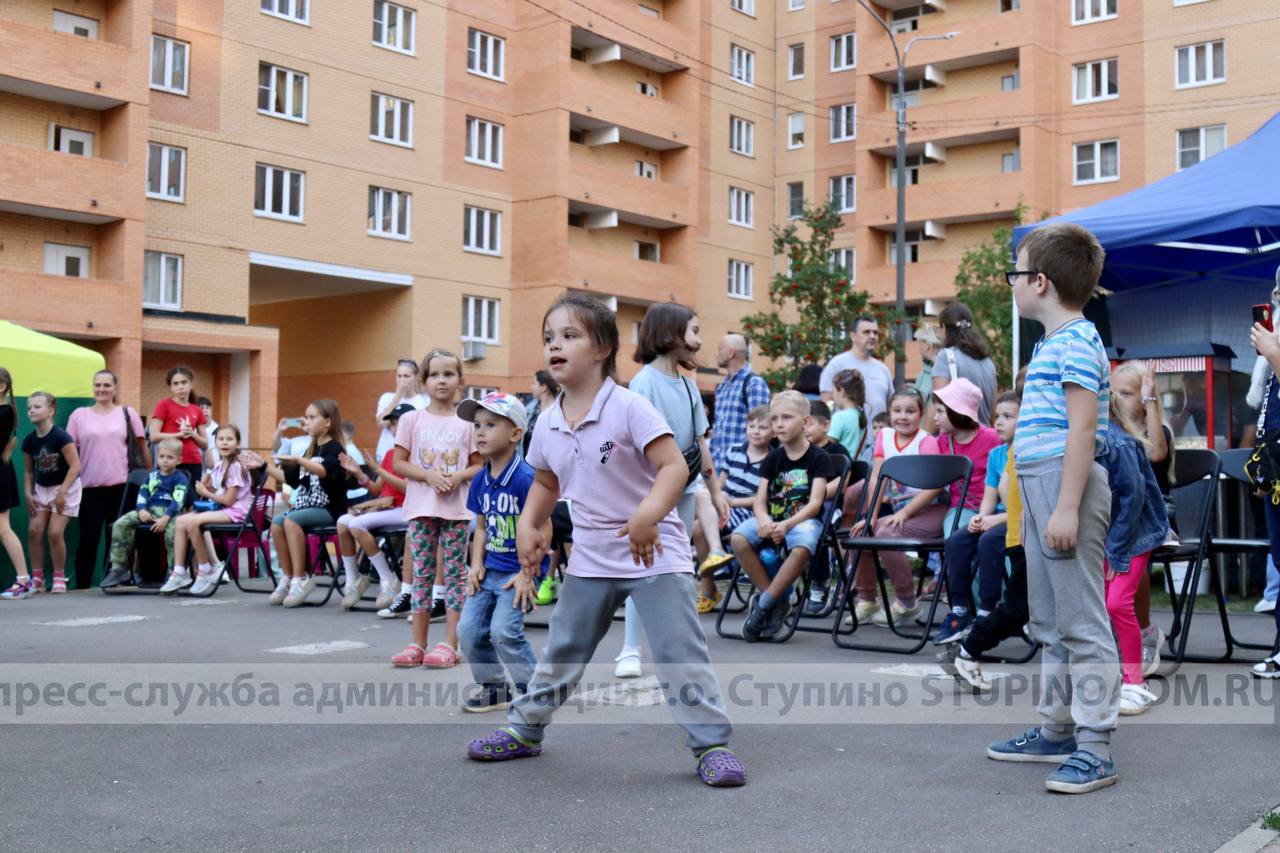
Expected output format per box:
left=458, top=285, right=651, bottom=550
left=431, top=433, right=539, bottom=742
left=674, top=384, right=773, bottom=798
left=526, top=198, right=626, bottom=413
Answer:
left=1011, top=289, right=1020, bottom=381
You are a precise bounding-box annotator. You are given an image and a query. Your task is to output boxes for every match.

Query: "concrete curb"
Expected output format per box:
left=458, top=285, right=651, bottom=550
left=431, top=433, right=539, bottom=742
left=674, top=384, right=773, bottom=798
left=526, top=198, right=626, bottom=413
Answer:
left=1214, top=806, right=1280, bottom=853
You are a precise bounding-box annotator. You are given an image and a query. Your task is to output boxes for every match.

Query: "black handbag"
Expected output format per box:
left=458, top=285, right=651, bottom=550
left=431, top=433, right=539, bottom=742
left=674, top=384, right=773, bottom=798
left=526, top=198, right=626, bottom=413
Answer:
left=679, top=378, right=703, bottom=487
left=123, top=406, right=148, bottom=473
left=1244, top=430, right=1280, bottom=505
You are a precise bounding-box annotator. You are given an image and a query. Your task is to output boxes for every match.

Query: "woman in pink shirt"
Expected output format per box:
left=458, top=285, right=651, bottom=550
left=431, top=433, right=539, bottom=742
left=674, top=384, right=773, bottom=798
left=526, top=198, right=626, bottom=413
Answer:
left=465, top=294, right=745, bottom=788
left=67, top=369, right=151, bottom=590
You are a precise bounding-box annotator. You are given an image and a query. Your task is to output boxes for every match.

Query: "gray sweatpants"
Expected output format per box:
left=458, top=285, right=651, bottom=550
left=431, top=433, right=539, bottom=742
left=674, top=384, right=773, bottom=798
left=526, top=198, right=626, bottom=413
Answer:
left=1018, top=456, right=1120, bottom=758
left=508, top=571, right=733, bottom=752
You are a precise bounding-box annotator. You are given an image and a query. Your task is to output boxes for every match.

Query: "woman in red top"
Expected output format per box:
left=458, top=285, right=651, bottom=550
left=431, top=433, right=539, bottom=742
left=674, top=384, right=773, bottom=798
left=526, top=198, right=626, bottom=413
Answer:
left=149, top=366, right=207, bottom=485
left=334, top=404, right=412, bottom=611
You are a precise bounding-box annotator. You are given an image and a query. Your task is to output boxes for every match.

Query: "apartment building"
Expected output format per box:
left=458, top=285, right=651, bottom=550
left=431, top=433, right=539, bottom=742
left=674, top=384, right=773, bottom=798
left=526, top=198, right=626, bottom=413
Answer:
left=2, top=0, right=1276, bottom=447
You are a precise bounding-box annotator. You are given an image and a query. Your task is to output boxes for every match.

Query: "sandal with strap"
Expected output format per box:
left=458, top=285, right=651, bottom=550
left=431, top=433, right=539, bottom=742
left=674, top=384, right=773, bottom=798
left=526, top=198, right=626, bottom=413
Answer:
left=424, top=642, right=461, bottom=669
left=467, top=728, right=542, bottom=761
left=696, top=591, right=723, bottom=614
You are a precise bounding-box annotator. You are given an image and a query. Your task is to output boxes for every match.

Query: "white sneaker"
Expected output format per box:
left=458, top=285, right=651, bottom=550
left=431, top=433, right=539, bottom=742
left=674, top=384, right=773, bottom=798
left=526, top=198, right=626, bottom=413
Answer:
left=341, top=574, right=370, bottom=610
left=844, top=599, right=881, bottom=628
left=159, top=570, right=193, bottom=594
left=188, top=570, right=221, bottom=596
left=953, top=654, right=992, bottom=693
left=1251, top=653, right=1280, bottom=679
left=614, top=650, right=642, bottom=678
left=282, top=578, right=316, bottom=608
left=375, top=581, right=396, bottom=610
left=873, top=599, right=922, bottom=626
left=269, top=575, right=291, bottom=605
left=1141, top=625, right=1165, bottom=677
left=1254, top=598, right=1277, bottom=614
left=1119, top=682, right=1157, bottom=716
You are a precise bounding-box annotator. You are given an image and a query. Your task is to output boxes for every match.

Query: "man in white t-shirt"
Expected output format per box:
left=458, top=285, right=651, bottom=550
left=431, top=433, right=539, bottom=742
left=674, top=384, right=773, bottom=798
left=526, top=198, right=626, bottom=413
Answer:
left=819, top=315, right=895, bottom=422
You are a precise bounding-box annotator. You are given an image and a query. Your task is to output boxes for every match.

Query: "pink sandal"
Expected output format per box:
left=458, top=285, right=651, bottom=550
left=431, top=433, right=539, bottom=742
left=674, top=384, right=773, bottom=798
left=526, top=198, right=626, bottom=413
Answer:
left=52, top=575, right=68, bottom=594
left=423, top=643, right=461, bottom=669
left=391, top=644, right=425, bottom=668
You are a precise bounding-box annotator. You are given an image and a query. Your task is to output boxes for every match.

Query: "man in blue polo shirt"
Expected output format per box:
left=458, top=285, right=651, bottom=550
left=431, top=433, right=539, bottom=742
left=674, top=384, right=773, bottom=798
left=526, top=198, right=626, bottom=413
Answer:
left=456, top=392, right=550, bottom=714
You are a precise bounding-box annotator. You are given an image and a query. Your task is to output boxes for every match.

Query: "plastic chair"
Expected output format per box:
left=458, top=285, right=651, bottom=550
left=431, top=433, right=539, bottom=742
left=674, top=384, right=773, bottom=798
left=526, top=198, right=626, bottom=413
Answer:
left=832, top=453, right=973, bottom=654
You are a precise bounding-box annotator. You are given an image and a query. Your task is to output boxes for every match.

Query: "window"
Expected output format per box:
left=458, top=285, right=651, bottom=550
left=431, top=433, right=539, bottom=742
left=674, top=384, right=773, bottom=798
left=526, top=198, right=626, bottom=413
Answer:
left=1002, top=148, right=1021, bottom=173
left=730, top=0, right=755, bottom=15
left=1000, top=0, right=1020, bottom=9
left=465, top=385, right=499, bottom=401
left=788, top=112, right=804, bottom=149
left=1177, top=125, right=1226, bottom=170
left=1073, top=139, right=1119, bottom=184
left=634, top=240, right=660, bottom=262
left=890, top=79, right=924, bottom=110
left=43, top=243, right=89, bottom=278
left=1176, top=40, right=1225, bottom=88
left=147, top=143, right=186, bottom=202
left=829, top=174, right=855, bottom=213
left=728, top=186, right=753, bottom=227
left=830, top=103, right=856, bottom=142
left=258, top=63, right=307, bottom=122
left=463, top=206, right=501, bottom=255
left=150, top=35, right=189, bottom=95
left=143, top=251, right=182, bottom=309
left=462, top=296, right=499, bottom=344
left=261, top=0, right=307, bottom=24
left=53, top=11, right=98, bottom=38
left=254, top=164, right=304, bottom=221
left=637, top=4, right=660, bottom=17
left=467, top=28, right=504, bottom=80
left=788, top=44, right=805, bottom=80
left=50, top=126, right=93, bottom=156
left=373, top=1, right=415, bottom=53
left=828, top=247, right=855, bottom=277
left=636, top=81, right=659, bottom=97
left=890, top=7, right=920, bottom=34
left=787, top=182, right=804, bottom=218
left=635, top=160, right=657, bottom=179
left=789, top=0, right=804, bottom=9
left=368, top=187, right=411, bottom=239
left=830, top=33, right=856, bottom=71
left=1002, top=69, right=1021, bottom=91
left=466, top=116, right=503, bottom=168
left=729, top=115, right=755, bottom=156
left=727, top=259, right=753, bottom=300
left=1073, top=58, right=1118, bottom=103
left=1072, top=0, right=1117, bottom=24
left=730, top=44, right=754, bottom=86
left=888, top=153, right=923, bottom=188
left=570, top=45, right=586, bottom=62
left=370, top=93, right=413, bottom=146
left=888, top=230, right=921, bottom=265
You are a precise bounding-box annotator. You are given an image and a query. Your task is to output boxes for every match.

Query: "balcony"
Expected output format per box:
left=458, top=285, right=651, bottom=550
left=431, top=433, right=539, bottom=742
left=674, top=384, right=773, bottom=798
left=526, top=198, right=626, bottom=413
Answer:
left=0, top=18, right=145, bottom=110
left=0, top=268, right=137, bottom=338
left=862, top=89, right=1030, bottom=151
left=0, top=142, right=137, bottom=223
left=860, top=7, right=1030, bottom=80
left=564, top=65, right=689, bottom=149
left=569, top=2, right=696, bottom=68
left=862, top=258, right=959, bottom=303
left=861, top=171, right=1021, bottom=230
left=565, top=246, right=694, bottom=306
left=565, top=158, right=690, bottom=230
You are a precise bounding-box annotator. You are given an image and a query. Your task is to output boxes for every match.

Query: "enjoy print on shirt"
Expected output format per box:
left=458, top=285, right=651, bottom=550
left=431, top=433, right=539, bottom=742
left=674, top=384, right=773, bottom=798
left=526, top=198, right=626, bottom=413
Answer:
left=414, top=422, right=469, bottom=475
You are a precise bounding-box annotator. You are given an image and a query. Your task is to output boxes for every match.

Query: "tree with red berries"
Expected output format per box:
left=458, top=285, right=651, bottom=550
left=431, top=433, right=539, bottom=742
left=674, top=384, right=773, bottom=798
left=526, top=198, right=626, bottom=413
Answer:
left=741, top=200, right=887, bottom=391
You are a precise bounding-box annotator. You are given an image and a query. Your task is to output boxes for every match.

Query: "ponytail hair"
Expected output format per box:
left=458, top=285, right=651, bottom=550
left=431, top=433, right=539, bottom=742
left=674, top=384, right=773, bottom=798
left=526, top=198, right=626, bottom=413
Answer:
left=939, top=302, right=991, bottom=360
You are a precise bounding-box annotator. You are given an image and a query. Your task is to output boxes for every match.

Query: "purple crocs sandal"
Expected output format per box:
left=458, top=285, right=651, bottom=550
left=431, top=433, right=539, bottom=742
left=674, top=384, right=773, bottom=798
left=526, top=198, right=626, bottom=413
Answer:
left=696, top=747, right=746, bottom=787
left=467, top=728, right=543, bottom=762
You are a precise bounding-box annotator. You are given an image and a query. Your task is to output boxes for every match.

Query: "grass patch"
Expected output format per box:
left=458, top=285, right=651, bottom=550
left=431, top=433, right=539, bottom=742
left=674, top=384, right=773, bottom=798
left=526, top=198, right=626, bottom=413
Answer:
left=1260, top=811, right=1280, bottom=832
left=1147, top=567, right=1263, bottom=614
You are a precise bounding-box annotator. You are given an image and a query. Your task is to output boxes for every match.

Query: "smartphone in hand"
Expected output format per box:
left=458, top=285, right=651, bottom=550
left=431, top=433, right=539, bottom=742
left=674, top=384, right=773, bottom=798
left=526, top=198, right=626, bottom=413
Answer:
left=1253, top=304, right=1273, bottom=333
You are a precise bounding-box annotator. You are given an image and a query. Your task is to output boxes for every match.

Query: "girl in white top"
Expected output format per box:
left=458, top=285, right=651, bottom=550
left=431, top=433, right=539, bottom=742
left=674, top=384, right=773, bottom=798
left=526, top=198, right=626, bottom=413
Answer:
left=375, top=359, right=429, bottom=460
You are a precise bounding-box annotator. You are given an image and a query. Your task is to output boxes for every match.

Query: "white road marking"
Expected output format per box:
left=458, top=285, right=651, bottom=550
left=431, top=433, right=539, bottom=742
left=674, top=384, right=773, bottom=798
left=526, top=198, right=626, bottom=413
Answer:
left=871, top=662, right=1009, bottom=681
left=266, top=640, right=370, bottom=655
left=34, top=615, right=150, bottom=627
left=178, top=599, right=232, bottom=606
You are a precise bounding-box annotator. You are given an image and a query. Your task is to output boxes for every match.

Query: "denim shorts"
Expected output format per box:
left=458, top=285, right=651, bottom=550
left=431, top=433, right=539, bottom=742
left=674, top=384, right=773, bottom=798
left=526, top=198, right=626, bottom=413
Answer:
left=732, top=516, right=823, bottom=555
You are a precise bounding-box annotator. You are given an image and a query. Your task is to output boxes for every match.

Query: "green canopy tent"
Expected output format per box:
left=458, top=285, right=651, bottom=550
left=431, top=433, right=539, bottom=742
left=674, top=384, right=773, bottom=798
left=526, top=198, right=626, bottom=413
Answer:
left=0, top=321, right=104, bottom=587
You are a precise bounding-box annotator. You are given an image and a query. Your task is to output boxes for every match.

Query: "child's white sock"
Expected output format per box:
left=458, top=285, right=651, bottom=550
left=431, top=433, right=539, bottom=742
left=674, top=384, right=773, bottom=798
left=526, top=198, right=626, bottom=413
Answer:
left=173, top=565, right=188, bottom=577
left=400, top=581, right=412, bottom=595
left=289, top=577, right=304, bottom=590
left=197, top=562, right=212, bottom=576
left=368, top=552, right=395, bottom=585
left=432, top=583, right=446, bottom=602
left=341, top=555, right=359, bottom=583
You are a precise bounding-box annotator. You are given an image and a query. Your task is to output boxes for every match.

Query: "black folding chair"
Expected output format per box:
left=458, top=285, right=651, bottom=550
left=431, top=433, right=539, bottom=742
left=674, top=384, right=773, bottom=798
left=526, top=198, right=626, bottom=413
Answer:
left=832, top=454, right=972, bottom=654
left=792, top=458, right=869, bottom=629
left=344, top=522, right=408, bottom=612
left=101, top=469, right=169, bottom=596
left=298, top=524, right=342, bottom=606
left=715, top=456, right=852, bottom=643
left=186, top=467, right=276, bottom=598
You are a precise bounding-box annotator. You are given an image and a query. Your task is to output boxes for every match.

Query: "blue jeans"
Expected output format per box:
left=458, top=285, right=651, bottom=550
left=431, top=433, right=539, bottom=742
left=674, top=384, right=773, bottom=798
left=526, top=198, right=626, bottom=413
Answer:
left=1265, top=555, right=1279, bottom=603
left=458, top=570, right=538, bottom=690
left=942, top=522, right=1007, bottom=613
left=1263, top=502, right=1280, bottom=637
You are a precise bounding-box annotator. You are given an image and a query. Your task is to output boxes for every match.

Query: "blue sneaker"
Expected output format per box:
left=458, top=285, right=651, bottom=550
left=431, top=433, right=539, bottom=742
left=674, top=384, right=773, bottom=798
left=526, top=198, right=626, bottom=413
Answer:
left=987, top=727, right=1077, bottom=763
left=1045, top=749, right=1118, bottom=794
left=932, top=611, right=974, bottom=645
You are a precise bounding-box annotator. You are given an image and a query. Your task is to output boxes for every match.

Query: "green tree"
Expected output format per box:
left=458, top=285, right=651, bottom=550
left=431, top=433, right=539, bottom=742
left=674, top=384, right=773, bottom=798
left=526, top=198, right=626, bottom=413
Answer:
left=952, top=205, right=1026, bottom=389
left=741, top=201, right=894, bottom=391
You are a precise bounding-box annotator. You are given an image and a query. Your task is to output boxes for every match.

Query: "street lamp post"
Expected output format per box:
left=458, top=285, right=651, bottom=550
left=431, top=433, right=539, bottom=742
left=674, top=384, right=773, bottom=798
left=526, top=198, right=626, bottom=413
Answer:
left=856, top=1, right=956, bottom=384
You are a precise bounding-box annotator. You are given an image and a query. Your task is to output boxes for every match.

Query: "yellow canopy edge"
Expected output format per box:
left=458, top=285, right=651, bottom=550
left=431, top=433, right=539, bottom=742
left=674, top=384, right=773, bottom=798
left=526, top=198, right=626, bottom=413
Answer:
left=0, top=320, right=105, bottom=399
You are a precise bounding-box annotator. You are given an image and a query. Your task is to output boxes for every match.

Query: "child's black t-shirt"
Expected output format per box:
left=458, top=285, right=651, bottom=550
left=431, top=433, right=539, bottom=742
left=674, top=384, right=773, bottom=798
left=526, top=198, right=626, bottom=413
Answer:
left=23, top=426, right=74, bottom=487
left=759, top=443, right=830, bottom=522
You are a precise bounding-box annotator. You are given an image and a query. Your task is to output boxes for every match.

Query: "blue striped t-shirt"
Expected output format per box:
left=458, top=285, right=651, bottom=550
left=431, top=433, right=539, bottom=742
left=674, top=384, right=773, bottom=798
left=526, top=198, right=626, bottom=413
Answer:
left=1013, top=318, right=1110, bottom=467
left=723, top=443, right=766, bottom=531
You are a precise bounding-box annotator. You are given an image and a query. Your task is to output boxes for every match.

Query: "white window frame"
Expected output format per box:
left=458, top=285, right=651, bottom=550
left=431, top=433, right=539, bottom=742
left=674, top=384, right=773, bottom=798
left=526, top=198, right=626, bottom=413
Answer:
left=730, top=44, right=755, bottom=87
left=1073, top=139, right=1119, bottom=185
left=1072, top=0, right=1117, bottom=25
left=258, top=63, right=308, bottom=123
left=465, top=116, right=504, bottom=168
left=787, top=182, right=804, bottom=219
left=789, top=0, right=804, bottom=9
left=999, top=0, right=1020, bottom=10
left=787, top=112, right=805, bottom=149
left=1176, top=124, right=1226, bottom=171
left=462, top=296, right=500, bottom=345
left=635, top=160, right=657, bottom=179
left=1002, top=148, right=1022, bottom=173
left=49, top=125, right=93, bottom=157
left=888, top=230, right=921, bottom=265
left=373, top=1, right=415, bottom=55
left=146, top=142, right=186, bottom=202
left=53, top=10, right=98, bottom=38
left=1002, top=69, right=1021, bottom=92
left=368, top=186, right=411, bottom=240
left=829, top=103, right=856, bottom=142
left=636, top=81, right=659, bottom=97
left=636, top=4, right=660, bottom=18
left=1072, top=58, right=1118, bottom=104
left=464, top=385, right=499, bottom=401
left=828, top=247, right=855, bottom=278
left=261, top=0, right=308, bottom=25
left=467, top=28, right=505, bottom=81
left=727, top=259, right=753, bottom=300
left=729, top=115, right=755, bottom=157
left=150, top=35, right=189, bottom=95
left=1175, top=40, right=1225, bottom=89
left=730, top=0, right=756, bottom=16
left=830, top=32, right=856, bottom=72
left=143, top=251, right=183, bottom=310
left=728, top=186, right=754, bottom=228
left=829, top=174, right=855, bottom=213
left=788, top=44, right=805, bottom=80
left=254, top=163, right=305, bottom=222
left=463, top=205, right=502, bottom=255
left=634, top=240, right=660, bottom=262
left=43, top=243, right=90, bottom=279
left=370, top=92, right=413, bottom=147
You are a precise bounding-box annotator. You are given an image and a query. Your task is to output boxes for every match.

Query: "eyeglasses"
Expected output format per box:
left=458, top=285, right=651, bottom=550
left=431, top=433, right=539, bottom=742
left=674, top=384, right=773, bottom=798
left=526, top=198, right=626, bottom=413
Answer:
left=1005, top=269, right=1038, bottom=287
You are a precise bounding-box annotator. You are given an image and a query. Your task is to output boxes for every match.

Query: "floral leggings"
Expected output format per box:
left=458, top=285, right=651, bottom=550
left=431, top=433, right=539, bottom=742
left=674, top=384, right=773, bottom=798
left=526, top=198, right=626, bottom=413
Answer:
left=407, top=517, right=469, bottom=615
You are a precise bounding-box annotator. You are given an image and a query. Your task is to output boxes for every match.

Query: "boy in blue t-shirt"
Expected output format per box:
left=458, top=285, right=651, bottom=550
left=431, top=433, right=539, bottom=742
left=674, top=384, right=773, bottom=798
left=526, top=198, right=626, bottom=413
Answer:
left=457, top=393, right=550, bottom=714
left=988, top=223, right=1119, bottom=795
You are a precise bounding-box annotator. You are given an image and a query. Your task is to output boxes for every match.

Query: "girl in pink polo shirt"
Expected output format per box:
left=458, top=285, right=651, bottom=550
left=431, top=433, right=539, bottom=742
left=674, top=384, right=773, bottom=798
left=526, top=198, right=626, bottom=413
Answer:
left=466, top=294, right=745, bottom=788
